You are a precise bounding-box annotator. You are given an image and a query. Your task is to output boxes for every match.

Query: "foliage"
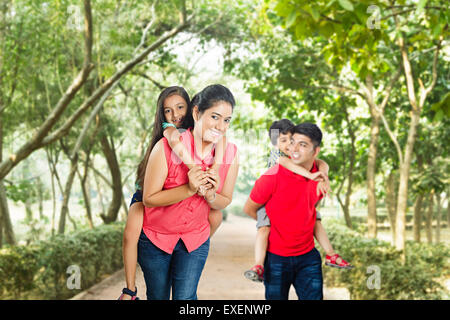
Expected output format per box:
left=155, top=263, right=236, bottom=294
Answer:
left=318, top=219, right=450, bottom=299
left=0, top=222, right=124, bottom=299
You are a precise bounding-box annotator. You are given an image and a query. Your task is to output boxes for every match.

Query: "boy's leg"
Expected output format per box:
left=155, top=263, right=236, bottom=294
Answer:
left=292, top=248, right=323, bottom=300
left=208, top=209, right=223, bottom=237
left=244, top=206, right=271, bottom=282
left=255, top=226, right=270, bottom=266
left=255, top=206, right=271, bottom=266
left=264, top=251, right=292, bottom=300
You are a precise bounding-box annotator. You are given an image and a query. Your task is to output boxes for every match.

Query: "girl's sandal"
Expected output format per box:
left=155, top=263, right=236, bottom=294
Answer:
left=325, top=254, right=354, bottom=269
left=244, top=265, right=264, bottom=283
left=118, top=287, right=140, bottom=300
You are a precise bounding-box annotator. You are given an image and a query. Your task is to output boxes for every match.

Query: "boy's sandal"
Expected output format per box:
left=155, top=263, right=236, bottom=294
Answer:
left=325, top=254, right=354, bottom=269
left=118, top=287, right=140, bottom=300
left=244, top=265, right=264, bottom=283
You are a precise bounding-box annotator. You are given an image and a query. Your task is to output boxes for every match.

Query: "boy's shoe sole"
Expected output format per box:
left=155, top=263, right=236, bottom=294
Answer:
left=325, top=262, right=354, bottom=269
left=244, top=270, right=264, bottom=283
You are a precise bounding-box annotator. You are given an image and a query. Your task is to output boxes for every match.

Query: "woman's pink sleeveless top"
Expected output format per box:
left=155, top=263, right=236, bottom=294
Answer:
left=142, top=128, right=237, bottom=254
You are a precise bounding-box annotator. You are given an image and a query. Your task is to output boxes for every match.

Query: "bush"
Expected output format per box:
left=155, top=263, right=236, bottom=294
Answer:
left=318, top=219, right=450, bottom=300
left=0, top=222, right=124, bottom=300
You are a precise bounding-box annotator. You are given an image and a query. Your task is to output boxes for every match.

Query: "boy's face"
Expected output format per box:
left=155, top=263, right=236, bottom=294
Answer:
left=277, top=132, right=292, bottom=155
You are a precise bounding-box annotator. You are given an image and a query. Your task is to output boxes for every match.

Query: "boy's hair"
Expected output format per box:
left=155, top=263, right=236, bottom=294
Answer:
left=269, top=119, right=294, bottom=146
left=290, top=122, right=322, bottom=148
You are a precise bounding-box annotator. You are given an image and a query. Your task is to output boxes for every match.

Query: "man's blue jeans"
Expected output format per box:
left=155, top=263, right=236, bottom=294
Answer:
left=137, top=231, right=210, bottom=300
left=264, top=247, right=323, bottom=300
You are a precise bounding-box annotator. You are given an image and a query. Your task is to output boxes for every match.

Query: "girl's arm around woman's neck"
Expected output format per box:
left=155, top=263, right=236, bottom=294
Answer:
left=142, top=139, right=195, bottom=208
left=208, top=150, right=239, bottom=210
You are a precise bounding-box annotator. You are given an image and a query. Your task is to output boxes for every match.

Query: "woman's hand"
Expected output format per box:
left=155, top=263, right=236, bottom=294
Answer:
left=200, top=167, right=220, bottom=202
left=187, top=166, right=208, bottom=195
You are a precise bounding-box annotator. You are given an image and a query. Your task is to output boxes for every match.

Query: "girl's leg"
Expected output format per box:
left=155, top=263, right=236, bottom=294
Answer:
left=137, top=231, right=172, bottom=300
left=208, top=209, right=223, bottom=237
left=122, top=202, right=144, bottom=298
left=255, top=226, right=270, bottom=266
left=171, top=238, right=210, bottom=300
left=314, top=220, right=353, bottom=268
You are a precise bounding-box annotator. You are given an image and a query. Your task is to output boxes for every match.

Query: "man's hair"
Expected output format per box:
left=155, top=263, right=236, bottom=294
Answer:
left=290, top=122, right=323, bottom=148
left=269, top=119, right=294, bottom=146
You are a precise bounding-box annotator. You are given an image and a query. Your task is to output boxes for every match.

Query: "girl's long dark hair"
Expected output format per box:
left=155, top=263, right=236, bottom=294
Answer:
left=135, top=86, right=193, bottom=190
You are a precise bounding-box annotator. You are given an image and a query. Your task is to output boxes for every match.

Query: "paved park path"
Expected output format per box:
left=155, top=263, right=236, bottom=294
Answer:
left=71, top=214, right=350, bottom=300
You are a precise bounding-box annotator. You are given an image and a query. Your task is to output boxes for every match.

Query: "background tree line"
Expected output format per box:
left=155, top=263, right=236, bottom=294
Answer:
left=0, top=0, right=448, bottom=266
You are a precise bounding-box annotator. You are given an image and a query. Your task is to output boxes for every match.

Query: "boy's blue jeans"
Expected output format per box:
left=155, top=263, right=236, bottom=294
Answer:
left=137, top=231, right=210, bottom=300
left=264, top=247, right=323, bottom=300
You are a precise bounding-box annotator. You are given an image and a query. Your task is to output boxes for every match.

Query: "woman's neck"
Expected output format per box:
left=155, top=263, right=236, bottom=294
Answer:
left=193, top=132, right=214, bottom=160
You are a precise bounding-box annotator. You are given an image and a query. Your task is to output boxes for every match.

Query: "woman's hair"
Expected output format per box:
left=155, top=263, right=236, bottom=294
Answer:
left=135, top=86, right=192, bottom=189
left=191, top=84, right=235, bottom=115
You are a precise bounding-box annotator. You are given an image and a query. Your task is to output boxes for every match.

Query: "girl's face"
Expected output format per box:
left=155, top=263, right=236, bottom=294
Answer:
left=163, top=94, right=188, bottom=128
left=193, top=101, right=233, bottom=143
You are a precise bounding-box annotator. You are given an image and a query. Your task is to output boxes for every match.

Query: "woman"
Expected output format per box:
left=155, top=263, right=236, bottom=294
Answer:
left=138, top=84, right=239, bottom=300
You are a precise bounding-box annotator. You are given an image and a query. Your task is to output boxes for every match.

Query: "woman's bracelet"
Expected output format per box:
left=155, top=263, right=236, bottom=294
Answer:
left=205, top=192, right=216, bottom=203
left=162, top=122, right=177, bottom=130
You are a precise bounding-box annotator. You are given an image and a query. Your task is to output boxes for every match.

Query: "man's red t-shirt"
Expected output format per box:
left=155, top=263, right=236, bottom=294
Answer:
left=250, top=162, right=323, bottom=257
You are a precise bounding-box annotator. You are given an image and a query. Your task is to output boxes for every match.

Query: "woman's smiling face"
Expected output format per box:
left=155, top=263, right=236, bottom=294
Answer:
left=193, top=101, right=233, bottom=143
left=163, top=94, right=188, bottom=128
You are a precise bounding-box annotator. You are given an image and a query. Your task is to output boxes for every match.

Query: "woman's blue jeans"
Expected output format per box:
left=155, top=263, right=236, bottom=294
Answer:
left=137, top=231, right=210, bottom=300
left=264, top=247, right=323, bottom=300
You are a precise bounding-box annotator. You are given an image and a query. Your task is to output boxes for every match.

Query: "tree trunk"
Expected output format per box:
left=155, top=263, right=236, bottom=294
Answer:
left=435, top=193, right=441, bottom=244
left=121, top=194, right=128, bottom=221
left=394, top=34, right=441, bottom=258
left=447, top=197, right=450, bottom=231
left=24, top=198, right=33, bottom=223
left=367, top=115, right=380, bottom=238
left=99, top=131, right=123, bottom=224
left=0, top=192, right=2, bottom=247
left=385, top=170, right=397, bottom=245
left=45, top=147, right=64, bottom=236
left=336, top=193, right=352, bottom=229
left=36, top=177, right=44, bottom=219
left=0, top=90, right=4, bottom=246
left=0, top=181, right=15, bottom=245
left=395, top=109, right=421, bottom=257
left=413, top=194, right=424, bottom=242
left=77, top=169, right=93, bottom=228
left=58, top=155, right=78, bottom=234
left=343, top=102, right=356, bottom=230
left=93, top=166, right=106, bottom=216
left=47, top=152, right=57, bottom=236
left=0, top=94, right=15, bottom=245
left=425, top=192, right=434, bottom=244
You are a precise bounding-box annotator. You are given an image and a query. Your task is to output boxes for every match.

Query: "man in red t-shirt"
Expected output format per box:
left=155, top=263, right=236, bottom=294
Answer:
left=243, top=122, right=324, bottom=300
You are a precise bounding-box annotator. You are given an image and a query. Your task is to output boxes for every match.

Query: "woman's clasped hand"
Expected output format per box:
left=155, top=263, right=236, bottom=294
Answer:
left=188, top=166, right=220, bottom=201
